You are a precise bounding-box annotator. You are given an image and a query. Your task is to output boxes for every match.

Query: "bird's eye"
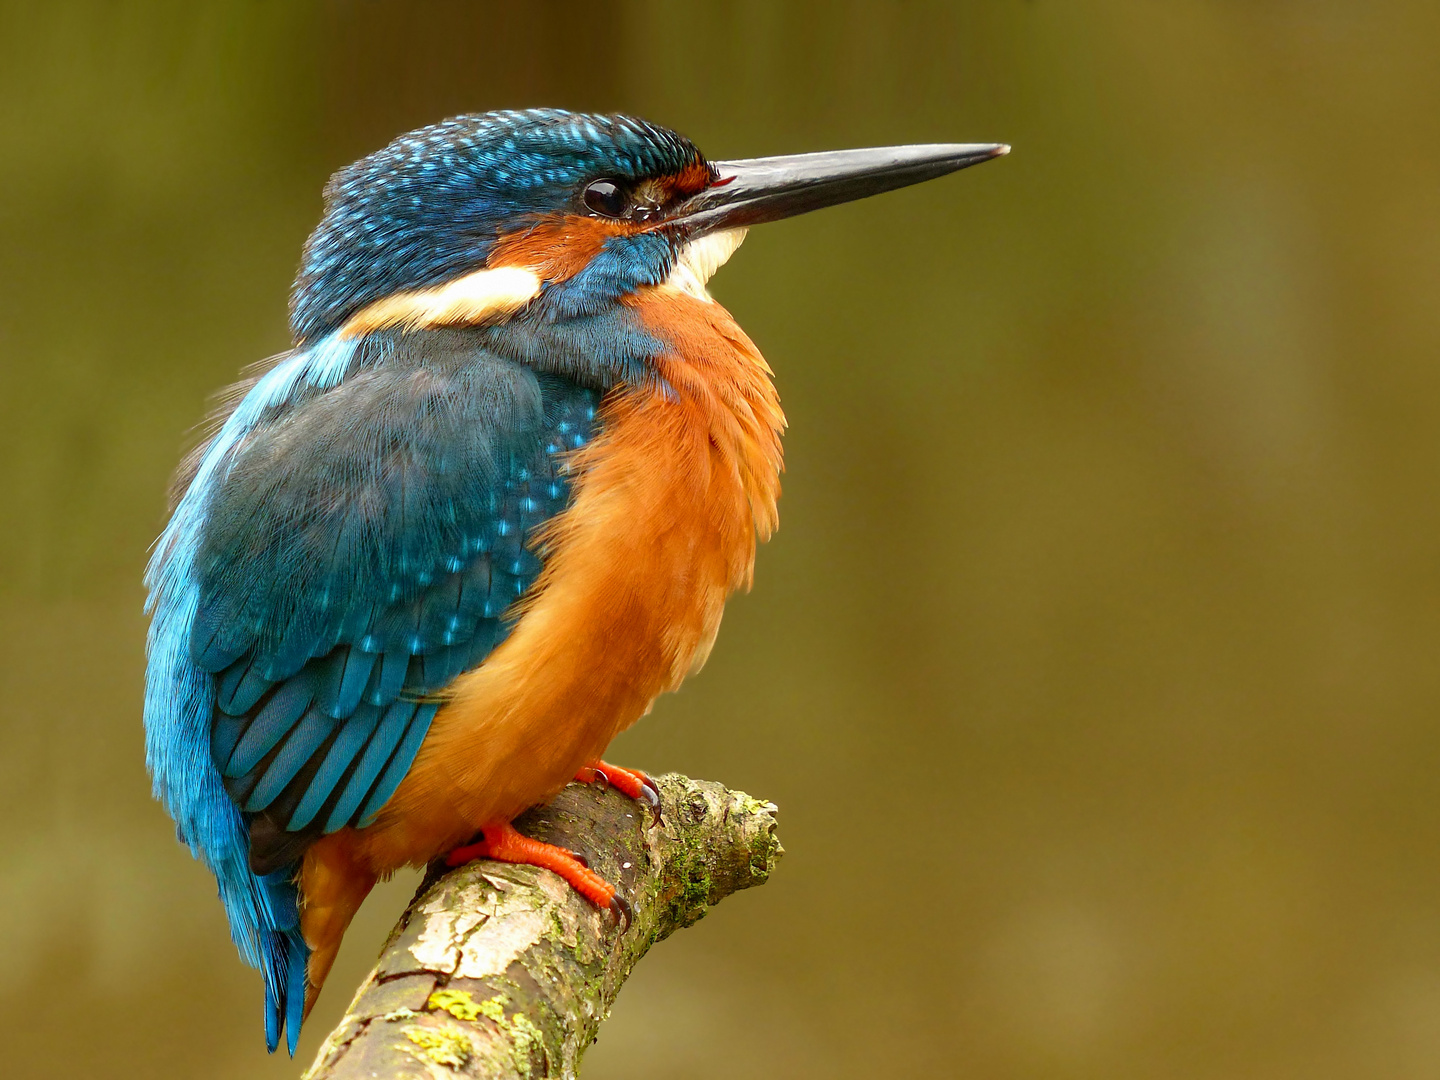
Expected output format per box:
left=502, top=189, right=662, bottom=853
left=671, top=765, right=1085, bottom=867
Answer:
left=582, top=178, right=630, bottom=219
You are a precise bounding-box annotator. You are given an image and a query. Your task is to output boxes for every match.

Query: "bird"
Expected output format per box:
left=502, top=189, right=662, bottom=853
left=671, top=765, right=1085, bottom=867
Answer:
left=143, top=108, right=1006, bottom=1054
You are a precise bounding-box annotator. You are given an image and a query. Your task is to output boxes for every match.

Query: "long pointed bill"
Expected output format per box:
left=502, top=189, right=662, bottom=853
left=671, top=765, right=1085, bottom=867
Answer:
left=672, top=142, right=1009, bottom=236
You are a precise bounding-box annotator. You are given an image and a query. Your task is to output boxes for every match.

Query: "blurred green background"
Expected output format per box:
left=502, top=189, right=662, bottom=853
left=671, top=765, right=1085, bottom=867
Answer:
left=4, top=2, right=1440, bottom=1077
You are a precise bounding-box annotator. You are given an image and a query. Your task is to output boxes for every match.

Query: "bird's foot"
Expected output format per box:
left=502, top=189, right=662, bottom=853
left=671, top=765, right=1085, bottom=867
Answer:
left=445, top=820, right=629, bottom=928
left=575, top=760, right=661, bottom=823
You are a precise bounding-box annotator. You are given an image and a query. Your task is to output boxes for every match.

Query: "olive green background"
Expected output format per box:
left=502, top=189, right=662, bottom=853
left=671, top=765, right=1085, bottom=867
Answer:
left=4, top=2, right=1440, bottom=1077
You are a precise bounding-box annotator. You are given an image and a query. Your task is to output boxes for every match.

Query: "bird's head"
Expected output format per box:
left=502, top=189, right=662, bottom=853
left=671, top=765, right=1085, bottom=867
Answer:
left=290, top=109, right=1007, bottom=346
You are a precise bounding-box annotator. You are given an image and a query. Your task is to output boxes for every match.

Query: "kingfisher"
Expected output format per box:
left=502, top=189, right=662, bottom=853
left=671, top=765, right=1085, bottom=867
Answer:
left=143, top=108, right=1006, bottom=1053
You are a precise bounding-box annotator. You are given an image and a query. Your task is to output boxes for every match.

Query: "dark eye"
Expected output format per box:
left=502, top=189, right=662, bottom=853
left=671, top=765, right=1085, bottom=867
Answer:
left=582, top=178, right=630, bottom=218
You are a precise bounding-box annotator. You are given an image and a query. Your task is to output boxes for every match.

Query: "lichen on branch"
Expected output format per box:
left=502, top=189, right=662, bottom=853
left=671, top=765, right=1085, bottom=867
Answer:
left=301, top=774, right=782, bottom=1080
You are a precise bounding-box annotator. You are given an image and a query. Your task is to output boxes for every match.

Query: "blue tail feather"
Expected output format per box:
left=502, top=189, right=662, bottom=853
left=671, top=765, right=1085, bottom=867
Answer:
left=284, top=928, right=310, bottom=1055
left=261, top=921, right=309, bottom=1055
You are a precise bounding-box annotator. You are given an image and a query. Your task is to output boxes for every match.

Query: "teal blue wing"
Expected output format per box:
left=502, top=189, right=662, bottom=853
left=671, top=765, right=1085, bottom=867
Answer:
left=186, top=333, right=598, bottom=872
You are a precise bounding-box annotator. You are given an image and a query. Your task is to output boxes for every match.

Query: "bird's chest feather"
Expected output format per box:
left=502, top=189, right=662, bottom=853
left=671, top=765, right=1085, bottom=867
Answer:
left=356, top=286, right=784, bottom=866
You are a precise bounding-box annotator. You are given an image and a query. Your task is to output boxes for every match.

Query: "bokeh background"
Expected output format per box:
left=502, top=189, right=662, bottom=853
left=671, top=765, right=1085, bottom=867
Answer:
left=4, top=2, right=1440, bottom=1077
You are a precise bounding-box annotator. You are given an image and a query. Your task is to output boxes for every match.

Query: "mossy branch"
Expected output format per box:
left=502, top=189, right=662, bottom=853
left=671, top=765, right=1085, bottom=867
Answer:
left=300, top=774, right=782, bottom=1080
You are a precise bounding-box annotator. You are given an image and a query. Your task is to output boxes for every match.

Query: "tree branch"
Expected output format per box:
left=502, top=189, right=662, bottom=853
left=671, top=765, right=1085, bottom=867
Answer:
left=300, top=774, right=783, bottom=1080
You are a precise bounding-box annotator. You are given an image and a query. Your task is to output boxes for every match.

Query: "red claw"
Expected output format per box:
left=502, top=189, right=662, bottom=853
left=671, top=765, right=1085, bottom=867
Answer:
left=609, top=892, right=633, bottom=931
left=576, top=761, right=663, bottom=825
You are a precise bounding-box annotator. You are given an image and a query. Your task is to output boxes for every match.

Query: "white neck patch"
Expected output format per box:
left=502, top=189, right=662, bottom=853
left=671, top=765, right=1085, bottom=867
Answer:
left=663, top=227, right=748, bottom=302
left=338, top=265, right=542, bottom=339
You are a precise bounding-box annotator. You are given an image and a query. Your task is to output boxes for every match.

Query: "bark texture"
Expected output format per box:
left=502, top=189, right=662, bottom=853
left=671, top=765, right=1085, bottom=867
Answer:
left=300, top=773, right=782, bottom=1080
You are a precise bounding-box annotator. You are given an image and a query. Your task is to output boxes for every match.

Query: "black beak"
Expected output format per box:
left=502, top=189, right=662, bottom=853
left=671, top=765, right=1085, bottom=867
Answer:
left=672, top=142, right=1009, bottom=236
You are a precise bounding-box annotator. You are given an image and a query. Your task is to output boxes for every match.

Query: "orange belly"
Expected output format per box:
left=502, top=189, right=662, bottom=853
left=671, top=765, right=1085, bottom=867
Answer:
left=307, top=286, right=784, bottom=884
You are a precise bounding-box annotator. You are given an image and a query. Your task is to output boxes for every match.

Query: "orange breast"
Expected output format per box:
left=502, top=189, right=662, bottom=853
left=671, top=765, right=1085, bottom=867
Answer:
left=336, top=285, right=785, bottom=875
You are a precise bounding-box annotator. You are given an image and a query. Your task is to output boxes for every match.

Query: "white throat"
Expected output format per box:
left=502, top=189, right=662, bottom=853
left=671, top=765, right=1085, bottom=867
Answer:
left=663, top=227, right=748, bottom=302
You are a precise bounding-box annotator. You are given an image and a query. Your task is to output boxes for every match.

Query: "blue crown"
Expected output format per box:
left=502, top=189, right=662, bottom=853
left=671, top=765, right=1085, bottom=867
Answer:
left=290, top=110, right=705, bottom=343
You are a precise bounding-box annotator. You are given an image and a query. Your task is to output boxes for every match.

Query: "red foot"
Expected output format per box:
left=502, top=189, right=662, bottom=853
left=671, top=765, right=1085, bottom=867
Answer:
left=445, top=820, right=629, bottom=926
left=575, top=760, right=661, bottom=822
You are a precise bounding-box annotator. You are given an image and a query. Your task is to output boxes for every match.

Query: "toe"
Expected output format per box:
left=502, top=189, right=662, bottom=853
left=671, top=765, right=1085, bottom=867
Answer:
left=444, top=840, right=489, bottom=868
left=608, top=892, right=633, bottom=932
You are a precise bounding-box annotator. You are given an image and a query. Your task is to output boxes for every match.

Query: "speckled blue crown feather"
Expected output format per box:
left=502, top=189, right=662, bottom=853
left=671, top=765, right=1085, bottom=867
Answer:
left=290, top=109, right=705, bottom=343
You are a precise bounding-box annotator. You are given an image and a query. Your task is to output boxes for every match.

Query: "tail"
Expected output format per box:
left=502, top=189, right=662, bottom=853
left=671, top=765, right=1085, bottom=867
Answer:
left=258, top=869, right=310, bottom=1054
left=144, top=583, right=313, bottom=1055
left=186, top=823, right=367, bottom=1055
left=192, top=843, right=311, bottom=1054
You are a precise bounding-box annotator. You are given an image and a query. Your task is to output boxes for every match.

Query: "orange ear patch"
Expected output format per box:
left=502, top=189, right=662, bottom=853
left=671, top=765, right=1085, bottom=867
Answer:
left=488, top=215, right=628, bottom=284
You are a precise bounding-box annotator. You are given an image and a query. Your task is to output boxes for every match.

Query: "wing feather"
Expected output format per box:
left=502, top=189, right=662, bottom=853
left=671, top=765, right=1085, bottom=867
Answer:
left=182, top=333, right=596, bottom=874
